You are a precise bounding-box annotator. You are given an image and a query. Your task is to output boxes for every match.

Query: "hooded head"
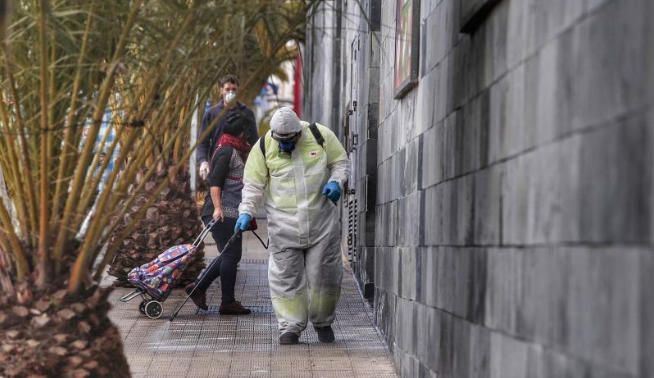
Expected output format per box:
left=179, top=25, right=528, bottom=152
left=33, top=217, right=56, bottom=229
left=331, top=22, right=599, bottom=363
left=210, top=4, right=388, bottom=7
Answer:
left=270, top=107, right=302, bottom=135
left=270, top=107, right=302, bottom=153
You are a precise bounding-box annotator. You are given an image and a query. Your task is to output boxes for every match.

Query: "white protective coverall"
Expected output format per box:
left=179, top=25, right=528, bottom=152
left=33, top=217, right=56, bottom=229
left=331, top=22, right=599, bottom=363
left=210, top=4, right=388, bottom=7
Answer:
left=238, top=121, right=349, bottom=335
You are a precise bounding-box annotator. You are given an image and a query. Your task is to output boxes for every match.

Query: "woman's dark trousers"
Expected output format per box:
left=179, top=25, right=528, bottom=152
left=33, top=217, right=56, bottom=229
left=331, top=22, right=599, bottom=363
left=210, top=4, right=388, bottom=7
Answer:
left=199, top=216, right=243, bottom=304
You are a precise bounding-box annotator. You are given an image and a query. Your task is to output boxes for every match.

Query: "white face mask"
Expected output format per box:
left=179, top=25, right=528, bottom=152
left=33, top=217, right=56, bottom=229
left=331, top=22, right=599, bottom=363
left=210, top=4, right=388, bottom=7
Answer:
left=224, top=91, right=236, bottom=104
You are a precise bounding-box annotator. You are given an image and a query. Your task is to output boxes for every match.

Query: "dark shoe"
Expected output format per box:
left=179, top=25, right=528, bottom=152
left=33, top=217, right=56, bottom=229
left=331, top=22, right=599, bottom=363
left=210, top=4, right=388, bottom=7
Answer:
left=219, top=301, right=251, bottom=315
left=279, top=332, right=300, bottom=345
left=314, top=326, right=335, bottom=343
left=185, top=283, right=208, bottom=311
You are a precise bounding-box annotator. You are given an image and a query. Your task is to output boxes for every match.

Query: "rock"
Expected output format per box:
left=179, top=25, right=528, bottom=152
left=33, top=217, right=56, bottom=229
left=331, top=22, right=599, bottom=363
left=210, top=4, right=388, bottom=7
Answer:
left=5, top=366, right=21, bottom=376
left=2, top=343, right=15, bottom=353
left=54, top=334, right=68, bottom=343
left=68, top=356, right=84, bottom=367
left=71, top=368, right=89, bottom=378
left=12, top=306, right=29, bottom=317
left=6, top=330, right=20, bottom=338
left=146, top=207, right=159, bottom=220
left=48, top=346, right=68, bottom=356
left=70, top=303, right=86, bottom=314
left=77, top=321, right=91, bottom=334
left=88, top=314, right=100, bottom=327
left=82, top=360, right=98, bottom=370
left=79, top=350, right=92, bottom=358
left=34, top=299, right=51, bottom=312
left=57, top=308, right=76, bottom=320
left=0, top=311, right=7, bottom=325
left=71, top=340, right=88, bottom=350
left=31, top=314, right=50, bottom=328
left=26, top=339, right=40, bottom=348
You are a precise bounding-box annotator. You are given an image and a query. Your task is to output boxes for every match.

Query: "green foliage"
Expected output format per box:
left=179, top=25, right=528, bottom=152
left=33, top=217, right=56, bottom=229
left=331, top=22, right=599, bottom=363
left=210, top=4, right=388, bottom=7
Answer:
left=0, top=0, right=312, bottom=296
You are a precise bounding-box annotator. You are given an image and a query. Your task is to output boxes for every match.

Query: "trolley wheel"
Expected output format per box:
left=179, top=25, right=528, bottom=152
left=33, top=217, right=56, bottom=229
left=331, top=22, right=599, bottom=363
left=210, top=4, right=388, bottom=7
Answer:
left=139, top=301, right=146, bottom=314
left=144, top=300, right=163, bottom=319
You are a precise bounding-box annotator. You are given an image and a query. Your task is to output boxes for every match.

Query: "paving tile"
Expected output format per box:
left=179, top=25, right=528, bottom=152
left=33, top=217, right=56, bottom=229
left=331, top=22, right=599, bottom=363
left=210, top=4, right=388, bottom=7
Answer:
left=108, top=222, right=397, bottom=377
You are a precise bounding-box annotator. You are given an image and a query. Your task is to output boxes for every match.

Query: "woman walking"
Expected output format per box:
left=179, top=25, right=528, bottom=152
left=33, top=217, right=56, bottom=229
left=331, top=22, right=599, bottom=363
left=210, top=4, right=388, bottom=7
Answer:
left=186, top=113, right=252, bottom=315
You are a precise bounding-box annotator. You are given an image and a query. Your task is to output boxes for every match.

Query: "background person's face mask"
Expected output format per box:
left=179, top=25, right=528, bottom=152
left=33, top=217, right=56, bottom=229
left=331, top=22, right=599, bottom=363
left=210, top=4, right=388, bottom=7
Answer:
left=224, top=91, right=236, bottom=103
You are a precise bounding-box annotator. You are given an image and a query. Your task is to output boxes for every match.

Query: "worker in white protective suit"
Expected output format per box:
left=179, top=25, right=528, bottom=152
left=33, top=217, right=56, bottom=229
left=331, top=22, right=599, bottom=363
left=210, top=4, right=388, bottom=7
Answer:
left=235, top=107, right=349, bottom=345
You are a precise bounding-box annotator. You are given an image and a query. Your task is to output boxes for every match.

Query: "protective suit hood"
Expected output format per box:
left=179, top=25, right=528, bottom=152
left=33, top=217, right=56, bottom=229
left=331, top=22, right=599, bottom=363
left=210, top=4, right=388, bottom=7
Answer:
left=270, top=107, right=302, bottom=135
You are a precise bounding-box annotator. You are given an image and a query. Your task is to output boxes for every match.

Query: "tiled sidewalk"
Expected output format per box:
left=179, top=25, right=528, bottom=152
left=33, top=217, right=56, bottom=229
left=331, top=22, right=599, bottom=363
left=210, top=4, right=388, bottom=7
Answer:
left=107, top=224, right=397, bottom=377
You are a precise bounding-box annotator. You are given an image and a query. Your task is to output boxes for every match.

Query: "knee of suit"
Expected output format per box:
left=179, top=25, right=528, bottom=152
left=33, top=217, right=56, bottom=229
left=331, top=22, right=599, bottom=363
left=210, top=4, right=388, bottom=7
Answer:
left=272, top=294, right=309, bottom=319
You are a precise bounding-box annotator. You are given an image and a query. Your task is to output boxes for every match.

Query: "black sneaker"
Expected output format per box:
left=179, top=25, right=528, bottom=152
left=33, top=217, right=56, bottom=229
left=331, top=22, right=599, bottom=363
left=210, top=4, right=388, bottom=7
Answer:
left=279, top=332, right=300, bottom=345
left=314, top=326, right=335, bottom=343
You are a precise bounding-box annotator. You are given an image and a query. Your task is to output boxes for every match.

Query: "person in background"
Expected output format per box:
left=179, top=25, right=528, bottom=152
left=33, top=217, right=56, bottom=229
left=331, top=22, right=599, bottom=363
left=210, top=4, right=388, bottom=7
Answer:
left=197, top=74, right=258, bottom=181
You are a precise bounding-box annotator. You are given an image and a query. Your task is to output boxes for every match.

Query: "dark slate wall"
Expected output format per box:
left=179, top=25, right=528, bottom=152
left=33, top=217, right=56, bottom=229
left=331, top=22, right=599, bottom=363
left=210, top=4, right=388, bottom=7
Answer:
left=306, top=0, right=654, bottom=376
left=373, top=0, right=653, bottom=376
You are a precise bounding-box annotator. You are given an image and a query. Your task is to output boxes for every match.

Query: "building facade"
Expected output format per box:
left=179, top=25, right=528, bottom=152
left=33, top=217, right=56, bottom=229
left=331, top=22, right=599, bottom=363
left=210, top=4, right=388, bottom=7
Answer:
left=303, top=0, right=653, bottom=377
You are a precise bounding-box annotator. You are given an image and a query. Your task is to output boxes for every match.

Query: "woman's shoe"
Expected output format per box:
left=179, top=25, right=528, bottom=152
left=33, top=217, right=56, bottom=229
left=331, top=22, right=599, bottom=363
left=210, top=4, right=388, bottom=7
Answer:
left=185, top=283, right=208, bottom=311
left=218, top=301, right=251, bottom=315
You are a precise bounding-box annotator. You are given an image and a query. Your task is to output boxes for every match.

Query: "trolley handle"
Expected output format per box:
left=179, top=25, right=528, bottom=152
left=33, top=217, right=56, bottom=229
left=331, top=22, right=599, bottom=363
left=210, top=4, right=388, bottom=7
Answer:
left=191, top=218, right=218, bottom=248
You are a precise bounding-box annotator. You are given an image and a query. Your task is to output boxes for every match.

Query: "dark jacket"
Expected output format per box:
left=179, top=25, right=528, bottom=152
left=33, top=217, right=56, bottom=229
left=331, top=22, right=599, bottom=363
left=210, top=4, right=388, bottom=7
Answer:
left=196, top=101, right=257, bottom=163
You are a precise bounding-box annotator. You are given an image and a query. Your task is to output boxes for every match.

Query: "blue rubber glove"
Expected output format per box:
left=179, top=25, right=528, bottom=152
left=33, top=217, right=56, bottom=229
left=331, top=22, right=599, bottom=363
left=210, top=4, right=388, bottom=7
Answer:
left=321, top=181, right=341, bottom=203
left=234, top=213, right=252, bottom=232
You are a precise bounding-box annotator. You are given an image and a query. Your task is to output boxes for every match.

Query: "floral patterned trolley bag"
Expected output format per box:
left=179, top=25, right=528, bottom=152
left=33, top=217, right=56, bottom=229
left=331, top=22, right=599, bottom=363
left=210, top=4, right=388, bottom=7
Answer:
left=119, top=219, right=217, bottom=319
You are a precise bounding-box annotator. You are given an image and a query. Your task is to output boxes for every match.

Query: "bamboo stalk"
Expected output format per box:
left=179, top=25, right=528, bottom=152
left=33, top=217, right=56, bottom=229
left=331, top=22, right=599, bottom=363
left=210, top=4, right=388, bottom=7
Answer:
left=0, top=234, right=17, bottom=296
left=2, top=43, right=38, bottom=248
left=36, top=0, right=51, bottom=288
left=0, top=198, right=28, bottom=279
left=52, top=0, right=96, bottom=223
left=68, top=128, right=142, bottom=293
left=52, top=0, right=144, bottom=273
left=73, top=112, right=123, bottom=221
left=70, top=110, right=133, bottom=236
left=0, top=92, right=29, bottom=239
